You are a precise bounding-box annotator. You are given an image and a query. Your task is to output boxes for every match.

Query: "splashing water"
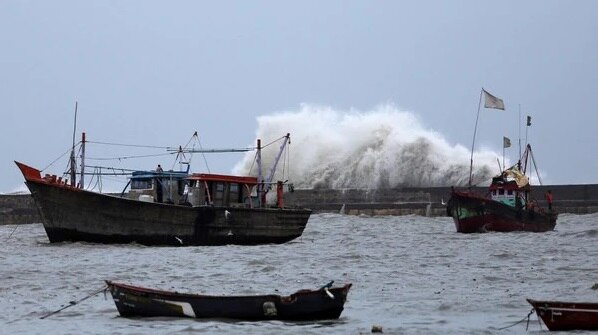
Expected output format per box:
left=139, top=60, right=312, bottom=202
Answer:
left=233, top=104, right=500, bottom=189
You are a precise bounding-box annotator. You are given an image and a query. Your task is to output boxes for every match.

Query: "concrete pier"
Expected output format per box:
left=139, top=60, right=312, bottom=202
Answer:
left=2, top=184, right=598, bottom=225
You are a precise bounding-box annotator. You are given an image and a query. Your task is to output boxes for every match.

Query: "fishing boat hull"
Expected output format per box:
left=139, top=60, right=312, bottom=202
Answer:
left=106, top=280, right=352, bottom=321
left=17, top=162, right=311, bottom=246
left=447, top=190, right=557, bottom=233
left=527, top=299, right=598, bottom=331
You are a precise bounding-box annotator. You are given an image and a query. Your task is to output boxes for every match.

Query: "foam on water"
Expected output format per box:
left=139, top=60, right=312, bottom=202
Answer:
left=233, top=104, right=500, bottom=189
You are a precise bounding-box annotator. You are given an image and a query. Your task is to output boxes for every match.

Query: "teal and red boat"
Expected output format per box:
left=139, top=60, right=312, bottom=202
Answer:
left=447, top=144, right=557, bottom=233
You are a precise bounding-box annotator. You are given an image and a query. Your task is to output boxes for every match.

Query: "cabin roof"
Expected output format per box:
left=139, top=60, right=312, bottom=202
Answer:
left=130, top=170, right=189, bottom=180
left=188, top=173, right=258, bottom=185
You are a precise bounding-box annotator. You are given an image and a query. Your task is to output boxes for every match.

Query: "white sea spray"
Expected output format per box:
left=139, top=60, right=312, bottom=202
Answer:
left=233, top=104, right=500, bottom=188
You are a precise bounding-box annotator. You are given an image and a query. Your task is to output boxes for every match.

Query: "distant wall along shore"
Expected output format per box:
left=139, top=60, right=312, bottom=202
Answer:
left=2, top=184, right=598, bottom=225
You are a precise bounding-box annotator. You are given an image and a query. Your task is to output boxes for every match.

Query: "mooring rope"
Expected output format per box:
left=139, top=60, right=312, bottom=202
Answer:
left=40, top=286, right=108, bottom=319
left=4, top=224, right=20, bottom=241
left=496, top=308, right=535, bottom=331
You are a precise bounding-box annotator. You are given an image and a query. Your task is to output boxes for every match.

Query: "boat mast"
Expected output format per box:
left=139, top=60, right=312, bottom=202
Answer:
left=469, top=88, right=505, bottom=186
left=80, top=132, right=86, bottom=188
left=518, top=104, right=522, bottom=163
left=264, top=133, right=290, bottom=188
left=468, top=90, right=484, bottom=187
left=257, top=138, right=263, bottom=207
left=69, top=102, right=78, bottom=187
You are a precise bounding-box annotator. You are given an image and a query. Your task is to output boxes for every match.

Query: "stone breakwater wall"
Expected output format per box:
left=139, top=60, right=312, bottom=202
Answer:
left=2, top=184, right=598, bottom=225
left=284, top=184, right=598, bottom=216
left=0, top=194, right=41, bottom=225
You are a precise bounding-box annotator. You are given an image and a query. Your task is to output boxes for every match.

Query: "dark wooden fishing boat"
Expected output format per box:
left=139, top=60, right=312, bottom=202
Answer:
left=16, top=133, right=311, bottom=246
left=447, top=145, right=557, bottom=233
left=105, top=280, right=352, bottom=321
left=528, top=299, right=598, bottom=331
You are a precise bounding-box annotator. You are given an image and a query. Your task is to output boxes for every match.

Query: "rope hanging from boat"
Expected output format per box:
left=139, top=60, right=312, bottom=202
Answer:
left=4, top=224, right=20, bottom=242
left=496, top=308, right=536, bottom=331
left=39, top=285, right=108, bottom=319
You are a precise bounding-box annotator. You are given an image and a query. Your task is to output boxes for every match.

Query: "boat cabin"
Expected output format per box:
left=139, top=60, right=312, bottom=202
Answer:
left=128, top=170, right=189, bottom=204
left=185, top=173, right=259, bottom=207
left=489, top=174, right=528, bottom=209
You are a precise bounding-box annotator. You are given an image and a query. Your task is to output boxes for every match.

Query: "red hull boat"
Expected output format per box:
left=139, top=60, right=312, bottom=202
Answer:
left=447, top=144, right=557, bottom=233
left=528, top=299, right=598, bottom=331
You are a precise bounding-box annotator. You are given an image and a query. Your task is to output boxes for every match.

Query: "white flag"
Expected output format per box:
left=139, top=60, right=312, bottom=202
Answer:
left=483, top=89, right=505, bottom=110
left=503, top=136, right=511, bottom=148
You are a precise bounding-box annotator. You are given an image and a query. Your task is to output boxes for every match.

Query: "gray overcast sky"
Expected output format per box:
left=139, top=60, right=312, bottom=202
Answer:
left=2, top=0, right=597, bottom=192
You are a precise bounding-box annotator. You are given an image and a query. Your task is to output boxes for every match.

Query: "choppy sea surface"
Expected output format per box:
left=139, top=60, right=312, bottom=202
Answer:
left=1, top=213, right=598, bottom=334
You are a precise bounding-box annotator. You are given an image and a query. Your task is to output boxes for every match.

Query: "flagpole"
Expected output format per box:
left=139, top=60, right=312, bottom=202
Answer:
left=518, top=104, right=521, bottom=161
left=469, top=89, right=484, bottom=187
left=526, top=116, right=529, bottom=147
left=502, top=139, right=505, bottom=172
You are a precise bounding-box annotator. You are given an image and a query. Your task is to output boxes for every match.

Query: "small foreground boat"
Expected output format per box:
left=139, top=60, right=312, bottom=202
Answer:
left=527, top=299, right=598, bottom=331
left=106, top=280, right=352, bottom=321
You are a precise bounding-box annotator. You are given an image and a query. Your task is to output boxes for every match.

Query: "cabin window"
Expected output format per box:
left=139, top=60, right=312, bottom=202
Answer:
left=214, top=182, right=225, bottom=202
left=131, top=179, right=152, bottom=190
left=498, top=189, right=505, bottom=195
left=492, top=190, right=496, bottom=195
left=229, top=183, right=239, bottom=203
left=507, top=190, right=513, bottom=195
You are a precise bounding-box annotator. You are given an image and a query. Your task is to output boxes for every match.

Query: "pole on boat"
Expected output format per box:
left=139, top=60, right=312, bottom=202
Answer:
left=257, top=138, right=263, bottom=207
left=468, top=89, right=484, bottom=187
left=80, top=132, right=86, bottom=188
left=518, top=104, right=522, bottom=161
left=69, top=101, right=78, bottom=187
left=502, top=142, right=505, bottom=172
left=525, top=115, right=531, bottom=150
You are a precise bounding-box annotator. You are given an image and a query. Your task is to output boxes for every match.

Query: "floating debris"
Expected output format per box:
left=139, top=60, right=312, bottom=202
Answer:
left=371, top=324, right=383, bottom=333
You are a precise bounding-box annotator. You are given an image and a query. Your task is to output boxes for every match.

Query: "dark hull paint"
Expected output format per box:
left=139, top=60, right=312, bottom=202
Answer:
left=26, top=180, right=311, bottom=246
left=447, top=191, right=557, bottom=233
left=106, top=281, right=351, bottom=321
left=528, top=299, right=598, bottom=331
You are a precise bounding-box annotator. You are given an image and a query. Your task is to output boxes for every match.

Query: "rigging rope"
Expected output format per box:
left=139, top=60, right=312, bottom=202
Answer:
left=529, top=148, right=543, bottom=186
left=86, top=140, right=171, bottom=150
left=261, top=135, right=288, bottom=149
left=85, top=152, right=175, bottom=161
left=42, top=144, right=79, bottom=173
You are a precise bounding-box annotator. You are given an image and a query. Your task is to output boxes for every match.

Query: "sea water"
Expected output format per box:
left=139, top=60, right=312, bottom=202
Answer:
left=1, top=213, right=597, bottom=334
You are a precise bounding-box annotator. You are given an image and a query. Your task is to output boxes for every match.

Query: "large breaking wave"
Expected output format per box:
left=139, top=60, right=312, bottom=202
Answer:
left=233, top=104, right=499, bottom=189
